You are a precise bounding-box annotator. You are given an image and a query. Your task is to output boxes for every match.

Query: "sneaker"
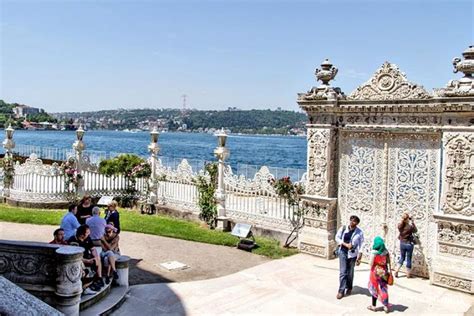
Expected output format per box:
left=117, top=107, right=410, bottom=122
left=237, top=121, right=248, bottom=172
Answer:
left=336, top=292, right=344, bottom=299
left=96, top=278, right=104, bottom=287
left=113, top=270, right=119, bottom=280
left=83, top=288, right=97, bottom=295
left=90, top=283, right=101, bottom=292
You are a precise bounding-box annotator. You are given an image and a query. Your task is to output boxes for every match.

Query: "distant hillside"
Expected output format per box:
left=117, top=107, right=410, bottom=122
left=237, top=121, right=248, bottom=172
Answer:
left=53, top=108, right=308, bottom=134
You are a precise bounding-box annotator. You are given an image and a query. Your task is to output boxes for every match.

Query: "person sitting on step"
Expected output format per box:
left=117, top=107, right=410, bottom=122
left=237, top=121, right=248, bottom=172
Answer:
left=86, top=206, right=106, bottom=248
left=68, top=224, right=104, bottom=291
left=100, top=224, right=121, bottom=284
left=104, top=200, right=121, bottom=234
left=49, top=228, right=68, bottom=245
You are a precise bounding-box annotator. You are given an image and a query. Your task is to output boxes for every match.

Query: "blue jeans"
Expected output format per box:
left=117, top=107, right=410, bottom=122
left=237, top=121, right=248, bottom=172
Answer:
left=338, top=250, right=356, bottom=293
left=398, top=241, right=414, bottom=269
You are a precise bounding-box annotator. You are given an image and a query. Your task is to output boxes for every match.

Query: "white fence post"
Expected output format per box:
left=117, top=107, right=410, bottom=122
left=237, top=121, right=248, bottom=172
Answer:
left=214, top=130, right=230, bottom=231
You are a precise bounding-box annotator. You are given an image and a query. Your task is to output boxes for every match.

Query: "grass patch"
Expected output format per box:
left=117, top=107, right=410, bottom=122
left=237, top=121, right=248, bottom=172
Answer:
left=0, top=204, right=297, bottom=259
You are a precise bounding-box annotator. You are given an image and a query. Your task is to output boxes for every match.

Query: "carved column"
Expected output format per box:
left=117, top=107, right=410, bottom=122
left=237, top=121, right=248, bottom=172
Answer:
left=431, top=132, right=474, bottom=294
left=55, top=246, right=84, bottom=316
left=214, top=130, right=230, bottom=231
left=298, top=126, right=339, bottom=258
left=72, top=124, right=85, bottom=197
left=2, top=124, right=15, bottom=197
left=147, top=127, right=160, bottom=205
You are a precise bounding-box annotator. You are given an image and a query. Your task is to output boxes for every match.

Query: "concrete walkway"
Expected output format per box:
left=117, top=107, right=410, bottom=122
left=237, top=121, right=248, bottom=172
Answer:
left=113, top=254, right=474, bottom=316
left=0, top=222, right=268, bottom=285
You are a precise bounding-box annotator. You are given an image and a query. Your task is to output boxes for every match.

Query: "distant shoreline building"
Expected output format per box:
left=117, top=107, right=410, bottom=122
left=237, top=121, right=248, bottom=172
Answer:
left=13, top=105, right=43, bottom=118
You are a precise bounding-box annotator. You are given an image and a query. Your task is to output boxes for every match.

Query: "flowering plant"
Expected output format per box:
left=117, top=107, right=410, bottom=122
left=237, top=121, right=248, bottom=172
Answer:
left=60, top=157, right=82, bottom=201
left=129, top=162, right=152, bottom=179
left=269, top=176, right=304, bottom=207
left=269, top=176, right=306, bottom=247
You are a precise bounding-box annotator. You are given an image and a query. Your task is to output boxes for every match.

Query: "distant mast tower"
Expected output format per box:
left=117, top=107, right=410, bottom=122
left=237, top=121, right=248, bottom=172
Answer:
left=181, top=94, right=187, bottom=113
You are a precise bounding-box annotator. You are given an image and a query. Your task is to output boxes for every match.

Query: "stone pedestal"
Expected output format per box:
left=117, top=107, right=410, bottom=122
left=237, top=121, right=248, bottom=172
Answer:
left=298, top=196, right=337, bottom=259
left=216, top=216, right=231, bottom=231
left=116, top=255, right=130, bottom=287
left=55, top=246, right=84, bottom=316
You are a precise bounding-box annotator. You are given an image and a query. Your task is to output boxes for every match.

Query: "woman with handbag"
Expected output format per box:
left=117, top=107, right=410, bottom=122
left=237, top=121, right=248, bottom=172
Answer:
left=394, top=212, right=417, bottom=278
left=368, top=236, right=392, bottom=313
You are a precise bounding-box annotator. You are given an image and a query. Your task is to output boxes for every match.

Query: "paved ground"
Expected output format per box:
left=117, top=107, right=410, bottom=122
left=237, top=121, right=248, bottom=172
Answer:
left=0, top=222, right=269, bottom=285
left=113, top=254, right=474, bottom=316
left=2, top=222, right=473, bottom=315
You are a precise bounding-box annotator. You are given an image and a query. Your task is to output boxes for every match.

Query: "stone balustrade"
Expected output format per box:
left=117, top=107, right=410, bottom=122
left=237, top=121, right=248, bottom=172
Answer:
left=0, top=240, right=84, bottom=315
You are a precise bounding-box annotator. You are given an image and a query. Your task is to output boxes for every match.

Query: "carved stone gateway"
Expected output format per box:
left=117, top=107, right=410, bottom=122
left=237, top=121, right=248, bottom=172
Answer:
left=297, top=45, right=474, bottom=294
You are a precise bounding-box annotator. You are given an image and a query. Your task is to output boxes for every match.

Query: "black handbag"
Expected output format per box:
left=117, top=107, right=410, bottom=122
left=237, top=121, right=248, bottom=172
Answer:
left=333, top=225, right=346, bottom=257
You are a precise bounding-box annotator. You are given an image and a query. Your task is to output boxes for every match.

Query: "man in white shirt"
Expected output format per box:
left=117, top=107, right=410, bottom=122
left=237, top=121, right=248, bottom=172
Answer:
left=335, top=215, right=364, bottom=299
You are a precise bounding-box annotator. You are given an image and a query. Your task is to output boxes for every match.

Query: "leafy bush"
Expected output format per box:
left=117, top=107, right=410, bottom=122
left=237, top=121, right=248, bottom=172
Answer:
left=99, top=154, right=149, bottom=177
left=194, top=162, right=218, bottom=228
left=98, top=154, right=151, bottom=207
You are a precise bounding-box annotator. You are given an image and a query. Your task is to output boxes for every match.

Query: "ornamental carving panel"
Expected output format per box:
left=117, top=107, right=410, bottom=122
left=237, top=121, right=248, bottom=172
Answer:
left=13, top=153, right=61, bottom=176
left=299, top=242, right=327, bottom=257
left=348, top=62, right=432, bottom=101
left=437, top=221, right=474, bottom=259
left=0, top=253, right=56, bottom=285
left=339, top=132, right=440, bottom=274
left=441, top=133, right=474, bottom=216
left=386, top=135, right=440, bottom=278
left=306, top=128, right=330, bottom=196
left=338, top=132, right=385, bottom=260
left=433, top=273, right=472, bottom=292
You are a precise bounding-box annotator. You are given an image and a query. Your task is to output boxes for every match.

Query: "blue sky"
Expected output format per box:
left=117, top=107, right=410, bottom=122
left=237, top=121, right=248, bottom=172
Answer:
left=1, top=0, right=473, bottom=112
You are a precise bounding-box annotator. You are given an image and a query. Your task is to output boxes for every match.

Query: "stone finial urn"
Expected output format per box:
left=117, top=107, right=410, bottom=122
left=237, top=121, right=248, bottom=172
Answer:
left=315, top=59, right=338, bottom=86
left=453, top=45, right=474, bottom=78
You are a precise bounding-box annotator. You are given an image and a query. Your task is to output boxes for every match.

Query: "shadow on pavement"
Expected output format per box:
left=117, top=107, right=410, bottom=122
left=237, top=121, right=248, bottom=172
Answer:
left=390, top=304, right=409, bottom=312
left=113, top=283, right=187, bottom=315
left=351, top=285, right=371, bottom=297
left=128, top=258, right=174, bottom=286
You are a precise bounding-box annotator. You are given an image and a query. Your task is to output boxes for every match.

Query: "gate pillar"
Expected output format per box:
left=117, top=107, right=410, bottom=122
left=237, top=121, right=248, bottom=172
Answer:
left=430, top=46, right=474, bottom=294
left=297, top=59, right=343, bottom=258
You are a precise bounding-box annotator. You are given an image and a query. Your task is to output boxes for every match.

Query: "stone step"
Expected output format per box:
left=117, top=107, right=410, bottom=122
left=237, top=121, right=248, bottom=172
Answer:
left=80, top=285, right=129, bottom=316
left=80, top=280, right=112, bottom=311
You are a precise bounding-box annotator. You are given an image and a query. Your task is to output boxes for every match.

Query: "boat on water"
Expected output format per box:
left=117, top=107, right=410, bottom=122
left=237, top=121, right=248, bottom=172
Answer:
left=123, top=128, right=142, bottom=133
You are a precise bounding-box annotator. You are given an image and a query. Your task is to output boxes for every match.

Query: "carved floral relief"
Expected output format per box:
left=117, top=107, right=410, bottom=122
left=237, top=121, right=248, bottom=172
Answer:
left=306, top=128, right=330, bottom=196
left=442, top=133, right=474, bottom=216
left=348, top=62, right=432, bottom=101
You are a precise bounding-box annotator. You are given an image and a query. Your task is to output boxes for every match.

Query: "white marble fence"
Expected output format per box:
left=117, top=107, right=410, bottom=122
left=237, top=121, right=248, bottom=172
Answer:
left=5, top=151, right=305, bottom=233
left=8, top=153, right=147, bottom=202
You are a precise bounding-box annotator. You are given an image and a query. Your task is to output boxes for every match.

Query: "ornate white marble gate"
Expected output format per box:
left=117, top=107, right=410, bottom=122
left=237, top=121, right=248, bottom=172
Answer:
left=297, top=45, right=474, bottom=293
left=338, top=131, right=440, bottom=277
